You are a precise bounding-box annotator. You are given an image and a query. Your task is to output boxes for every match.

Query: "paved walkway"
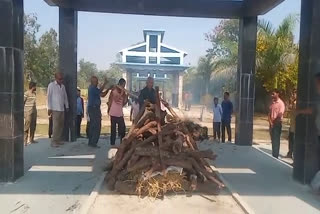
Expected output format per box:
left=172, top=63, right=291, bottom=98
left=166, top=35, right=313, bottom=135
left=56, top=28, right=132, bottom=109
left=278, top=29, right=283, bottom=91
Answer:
left=202, top=142, right=320, bottom=214
left=0, top=137, right=110, bottom=214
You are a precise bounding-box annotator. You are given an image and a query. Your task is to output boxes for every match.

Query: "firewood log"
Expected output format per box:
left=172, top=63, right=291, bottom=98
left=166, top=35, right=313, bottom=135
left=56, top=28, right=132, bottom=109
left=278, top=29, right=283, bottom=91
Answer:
left=103, top=161, right=114, bottom=172
left=127, top=154, right=140, bottom=170
left=155, top=86, right=164, bottom=169
left=115, top=121, right=157, bottom=164
left=189, top=158, right=224, bottom=188
left=162, top=158, right=194, bottom=172
left=127, top=157, right=152, bottom=172
left=136, top=110, right=155, bottom=128
left=189, top=174, right=197, bottom=191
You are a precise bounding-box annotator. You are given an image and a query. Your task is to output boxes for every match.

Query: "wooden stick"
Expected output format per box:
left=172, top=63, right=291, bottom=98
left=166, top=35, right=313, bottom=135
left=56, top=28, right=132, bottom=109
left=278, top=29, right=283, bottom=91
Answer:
left=161, top=99, right=180, bottom=120
left=155, top=86, right=165, bottom=169
left=115, top=85, right=139, bottom=99
left=189, top=158, right=225, bottom=188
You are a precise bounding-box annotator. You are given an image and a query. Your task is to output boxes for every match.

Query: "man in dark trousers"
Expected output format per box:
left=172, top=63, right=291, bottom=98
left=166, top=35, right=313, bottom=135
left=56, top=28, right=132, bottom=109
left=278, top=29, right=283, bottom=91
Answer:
left=268, top=89, right=285, bottom=158
left=87, top=76, right=108, bottom=148
left=221, top=92, right=233, bottom=143
left=76, top=87, right=84, bottom=138
left=108, top=78, right=128, bottom=145
left=138, top=76, right=156, bottom=108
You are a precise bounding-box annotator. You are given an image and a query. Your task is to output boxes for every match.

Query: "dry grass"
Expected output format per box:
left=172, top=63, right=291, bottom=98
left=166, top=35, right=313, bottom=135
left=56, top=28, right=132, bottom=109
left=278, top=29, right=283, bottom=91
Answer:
left=136, top=172, right=189, bottom=198
left=36, top=88, right=48, bottom=106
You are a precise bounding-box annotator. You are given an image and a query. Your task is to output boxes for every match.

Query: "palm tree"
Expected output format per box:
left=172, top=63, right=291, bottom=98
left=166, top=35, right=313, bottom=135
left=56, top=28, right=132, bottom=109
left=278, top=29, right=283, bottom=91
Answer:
left=256, top=13, right=299, bottom=95
left=197, top=55, right=221, bottom=95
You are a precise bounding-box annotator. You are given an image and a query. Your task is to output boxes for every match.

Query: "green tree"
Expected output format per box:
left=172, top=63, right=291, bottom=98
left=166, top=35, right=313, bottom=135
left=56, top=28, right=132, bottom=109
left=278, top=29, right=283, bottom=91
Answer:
left=256, top=14, right=299, bottom=103
left=202, top=19, right=240, bottom=97
left=36, top=28, right=59, bottom=86
left=24, top=13, right=59, bottom=87
left=78, top=59, right=99, bottom=89
left=104, top=63, right=123, bottom=84
left=24, top=13, right=40, bottom=85
left=205, top=19, right=239, bottom=70
left=197, top=56, right=220, bottom=94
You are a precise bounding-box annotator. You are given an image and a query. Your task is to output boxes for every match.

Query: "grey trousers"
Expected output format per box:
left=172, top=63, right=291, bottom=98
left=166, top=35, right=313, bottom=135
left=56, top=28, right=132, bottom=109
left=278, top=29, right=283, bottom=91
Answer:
left=24, top=110, right=37, bottom=144
left=52, top=111, right=64, bottom=144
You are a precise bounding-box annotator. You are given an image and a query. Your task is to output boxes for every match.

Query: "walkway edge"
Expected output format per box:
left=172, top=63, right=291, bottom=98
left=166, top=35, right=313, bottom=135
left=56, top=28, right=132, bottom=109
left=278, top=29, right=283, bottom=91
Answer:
left=253, top=146, right=293, bottom=169
left=80, top=167, right=255, bottom=214
left=212, top=166, right=255, bottom=214
left=80, top=172, right=106, bottom=214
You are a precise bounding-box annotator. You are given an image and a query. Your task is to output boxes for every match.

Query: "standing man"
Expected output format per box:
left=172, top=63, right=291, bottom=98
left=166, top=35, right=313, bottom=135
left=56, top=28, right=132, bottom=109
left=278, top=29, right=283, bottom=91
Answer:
left=76, top=87, right=84, bottom=138
left=184, top=92, right=189, bottom=111
left=221, top=92, right=233, bottom=143
left=269, top=89, right=285, bottom=158
left=108, top=78, right=128, bottom=145
left=213, top=97, right=223, bottom=142
left=24, top=82, right=37, bottom=145
left=138, top=76, right=156, bottom=108
left=286, top=91, right=297, bottom=159
left=47, top=72, right=69, bottom=147
left=87, top=76, right=109, bottom=148
left=188, top=92, right=193, bottom=111
left=48, top=116, right=53, bottom=138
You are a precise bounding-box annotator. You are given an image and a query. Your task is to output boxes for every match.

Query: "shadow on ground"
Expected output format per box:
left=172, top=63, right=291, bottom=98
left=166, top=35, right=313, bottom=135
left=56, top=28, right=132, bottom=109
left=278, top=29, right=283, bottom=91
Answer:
left=201, top=141, right=320, bottom=214
left=0, top=137, right=115, bottom=214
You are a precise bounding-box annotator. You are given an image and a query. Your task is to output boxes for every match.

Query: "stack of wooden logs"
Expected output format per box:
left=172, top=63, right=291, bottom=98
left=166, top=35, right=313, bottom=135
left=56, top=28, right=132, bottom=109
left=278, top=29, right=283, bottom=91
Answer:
left=105, top=87, right=224, bottom=197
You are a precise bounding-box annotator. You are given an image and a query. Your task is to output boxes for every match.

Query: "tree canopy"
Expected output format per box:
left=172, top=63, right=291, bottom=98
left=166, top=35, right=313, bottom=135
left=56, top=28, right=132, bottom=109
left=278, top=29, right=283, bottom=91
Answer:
left=77, top=59, right=123, bottom=89
left=185, top=15, right=299, bottom=108
left=24, top=13, right=123, bottom=89
left=24, top=14, right=58, bottom=87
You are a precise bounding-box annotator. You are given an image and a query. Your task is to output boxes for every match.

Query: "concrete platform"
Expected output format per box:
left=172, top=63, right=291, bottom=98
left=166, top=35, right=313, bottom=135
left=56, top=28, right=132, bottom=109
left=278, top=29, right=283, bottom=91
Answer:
left=0, top=137, right=110, bottom=214
left=202, top=142, right=320, bottom=214
left=88, top=182, right=244, bottom=214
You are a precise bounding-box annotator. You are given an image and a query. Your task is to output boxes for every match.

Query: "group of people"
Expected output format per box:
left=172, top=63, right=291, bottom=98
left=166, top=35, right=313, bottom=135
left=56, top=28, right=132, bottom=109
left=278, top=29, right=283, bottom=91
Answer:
left=210, top=89, right=291, bottom=160
left=212, top=92, right=233, bottom=143
left=22, top=71, right=320, bottom=167
left=210, top=89, right=288, bottom=159
left=86, top=76, right=127, bottom=148
left=23, top=71, right=160, bottom=148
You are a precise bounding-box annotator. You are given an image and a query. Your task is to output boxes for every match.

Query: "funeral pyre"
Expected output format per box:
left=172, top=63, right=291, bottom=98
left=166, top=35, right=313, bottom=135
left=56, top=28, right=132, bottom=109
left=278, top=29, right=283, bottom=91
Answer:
left=105, top=87, right=224, bottom=198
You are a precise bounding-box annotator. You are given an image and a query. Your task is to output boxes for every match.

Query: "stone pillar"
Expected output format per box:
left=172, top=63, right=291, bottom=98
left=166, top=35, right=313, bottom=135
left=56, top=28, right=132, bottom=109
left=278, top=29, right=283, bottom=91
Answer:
left=59, top=8, right=78, bottom=142
left=126, top=71, right=132, bottom=91
left=122, top=71, right=127, bottom=88
left=235, top=17, right=257, bottom=146
left=172, top=72, right=179, bottom=107
left=293, top=0, right=320, bottom=184
left=122, top=72, right=127, bottom=80
left=178, top=72, right=184, bottom=109
left=0, top=0, right=24, bottom=182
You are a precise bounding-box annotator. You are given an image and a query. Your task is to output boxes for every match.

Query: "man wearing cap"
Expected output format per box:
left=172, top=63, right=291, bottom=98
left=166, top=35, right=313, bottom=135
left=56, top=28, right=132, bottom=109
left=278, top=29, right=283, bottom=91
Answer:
left=76, top=87, right=84, bottom=138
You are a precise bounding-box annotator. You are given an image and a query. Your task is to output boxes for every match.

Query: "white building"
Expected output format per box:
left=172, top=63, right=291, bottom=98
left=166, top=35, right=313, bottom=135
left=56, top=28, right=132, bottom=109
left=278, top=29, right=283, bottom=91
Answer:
left=118, top=30, right=188, bottom=108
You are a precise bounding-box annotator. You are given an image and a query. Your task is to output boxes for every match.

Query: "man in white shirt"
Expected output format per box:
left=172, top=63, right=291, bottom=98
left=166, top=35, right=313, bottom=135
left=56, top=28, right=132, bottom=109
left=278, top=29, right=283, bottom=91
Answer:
left=213, top=97, right=223, bottom=142
left=47, top=72, right=69, bottom=147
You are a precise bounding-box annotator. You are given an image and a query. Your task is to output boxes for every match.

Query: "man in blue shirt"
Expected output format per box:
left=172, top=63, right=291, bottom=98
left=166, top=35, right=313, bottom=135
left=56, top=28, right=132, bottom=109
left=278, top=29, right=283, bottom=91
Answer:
left=76, top=87, right=84, bottom=138
left=221, top=92, right=233, bottom=143
left=87, top=76, right=109, bottom=148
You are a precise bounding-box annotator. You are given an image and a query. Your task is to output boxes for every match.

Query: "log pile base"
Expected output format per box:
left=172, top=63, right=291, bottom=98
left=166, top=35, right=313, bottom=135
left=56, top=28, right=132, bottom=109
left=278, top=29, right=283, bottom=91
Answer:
left=105, top=93, right=223, bottom=198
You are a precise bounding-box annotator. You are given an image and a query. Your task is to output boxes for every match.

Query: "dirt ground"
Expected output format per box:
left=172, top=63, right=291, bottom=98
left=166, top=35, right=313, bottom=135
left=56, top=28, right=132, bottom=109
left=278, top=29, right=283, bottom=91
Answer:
left=88, top=183, right=244, bottom=214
